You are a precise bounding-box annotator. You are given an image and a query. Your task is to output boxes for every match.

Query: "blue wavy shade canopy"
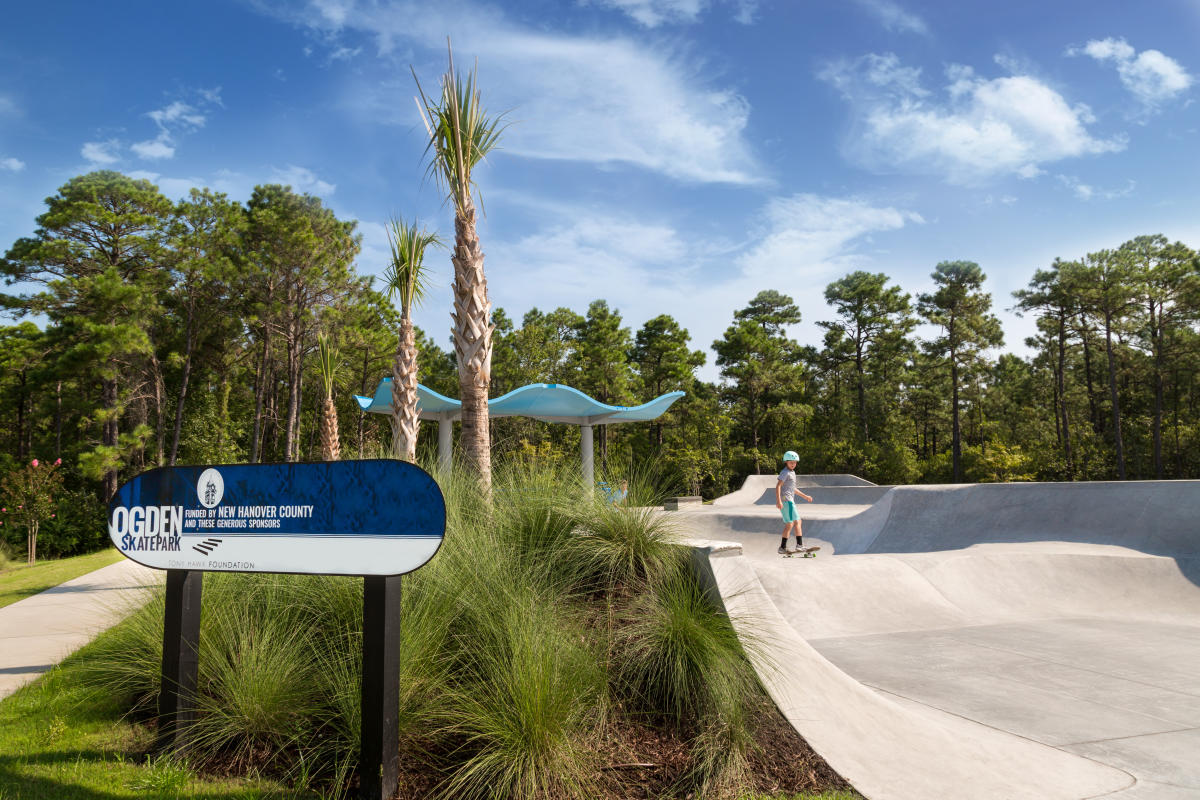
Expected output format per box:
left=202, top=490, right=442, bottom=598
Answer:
left=355, top=379, right=684, bottom=425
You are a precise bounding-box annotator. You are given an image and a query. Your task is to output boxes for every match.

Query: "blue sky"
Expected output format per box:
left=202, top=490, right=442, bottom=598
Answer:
left=2, top=0, right=1198, bottom=381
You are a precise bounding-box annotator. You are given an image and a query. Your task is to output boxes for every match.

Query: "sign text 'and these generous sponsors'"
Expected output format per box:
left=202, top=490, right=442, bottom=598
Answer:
left=107, top=460, right=445, bottom=576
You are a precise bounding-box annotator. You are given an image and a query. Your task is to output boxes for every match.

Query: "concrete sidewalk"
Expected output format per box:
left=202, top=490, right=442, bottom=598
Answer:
left=0, top=558, right=159, bottom=699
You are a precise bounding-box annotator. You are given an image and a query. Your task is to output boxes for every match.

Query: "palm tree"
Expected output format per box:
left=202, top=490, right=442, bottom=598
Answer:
left=413, top=41, right=505, bottom=489
left=383, top=217, right=440, bottom=462
left=316, top=333, right=340, bottom=461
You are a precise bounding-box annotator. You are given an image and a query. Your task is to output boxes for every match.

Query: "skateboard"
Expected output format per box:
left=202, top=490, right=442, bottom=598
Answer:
left=782, top=546, right=820, bottom=558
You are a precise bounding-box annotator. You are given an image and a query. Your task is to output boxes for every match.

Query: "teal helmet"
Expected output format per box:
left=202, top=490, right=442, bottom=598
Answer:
left=783, top=450, right=799, bottom=462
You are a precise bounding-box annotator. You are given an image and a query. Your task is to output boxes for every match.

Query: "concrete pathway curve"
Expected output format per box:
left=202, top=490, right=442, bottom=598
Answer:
left=0, top=558, right=159, bottom=699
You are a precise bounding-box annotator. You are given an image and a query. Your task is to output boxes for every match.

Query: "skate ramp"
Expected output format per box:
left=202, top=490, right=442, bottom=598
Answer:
left=822, top=480, right=1200, bottom=558
left=701, top=549, right=1134, bottom=800
left=684, top=478, right=1200, bottom=799
left=712, top=473, right=888, bottom=507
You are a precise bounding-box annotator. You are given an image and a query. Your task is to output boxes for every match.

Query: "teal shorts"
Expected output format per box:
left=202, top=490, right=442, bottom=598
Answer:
left=780, top=500, right=799, bottom=523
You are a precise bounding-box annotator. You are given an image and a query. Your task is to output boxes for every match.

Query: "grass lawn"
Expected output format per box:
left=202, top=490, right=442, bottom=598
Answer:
left=0, top=626, right=306, bottom=799
left=0, top=549, right=124, bottom=610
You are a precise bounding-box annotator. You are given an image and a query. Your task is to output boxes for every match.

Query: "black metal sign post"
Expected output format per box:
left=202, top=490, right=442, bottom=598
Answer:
left=157, top=569, right=203, bottom=756
left=155, top=568, right=405, bottom=799
left=360, top=574, right=403, bottom=800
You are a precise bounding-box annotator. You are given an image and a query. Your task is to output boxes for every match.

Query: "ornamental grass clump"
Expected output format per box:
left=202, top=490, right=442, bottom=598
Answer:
left=84, top=459, right=773, bottom=799
left=613, top=557, right=761, bottom=792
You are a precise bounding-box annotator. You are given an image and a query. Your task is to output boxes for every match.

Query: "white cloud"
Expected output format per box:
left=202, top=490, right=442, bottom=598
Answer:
left=731, top=0, right=757, bottom=24
left=272, top=164, right=337, bottom=196
left=0, top=96, right=17, bottom=115
left=148, top=100, right=208, bottom=130
left=81, top=139, right=122, bottom=165
left=199, top=87, right=224, bottom=106
left=328, top=45, right=362, bottom=62
left=820, top=53, right=1124, bottom=183
left=1055, top=174, right=1135, bottom=201
left=470, top=193, right=920, bottom=379
left=130, top=93, right=221, bottom=162
left=737, top=194, right=922, bottom=279
left=591, top=0, right=705, bottom=27
left=1068, top=37, right=1193, bottom=109
left=118, top=165, right=337, bottom=202
left=126, top=170, right=211, bottom=199
left=851, top=0, right=928, bottom=34
left=584, top=0, right=756, bottom=27
left=0, top=157, right=24, bottom=172
left=259, top=0, right=765, bottom=185
left=131, top=137, right=176, bottom=160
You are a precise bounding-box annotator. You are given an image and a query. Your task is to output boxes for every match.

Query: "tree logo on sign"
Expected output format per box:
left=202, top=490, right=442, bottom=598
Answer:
left=197, top=468, right=224, bottom=508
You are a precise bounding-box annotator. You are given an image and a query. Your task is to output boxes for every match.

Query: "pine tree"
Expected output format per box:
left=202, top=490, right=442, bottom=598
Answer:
left=918, top=261, right=1003, bottom=483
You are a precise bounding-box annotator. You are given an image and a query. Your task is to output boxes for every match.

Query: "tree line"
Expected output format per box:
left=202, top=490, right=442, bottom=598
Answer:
left=1, top=168, right=1198, bottom=556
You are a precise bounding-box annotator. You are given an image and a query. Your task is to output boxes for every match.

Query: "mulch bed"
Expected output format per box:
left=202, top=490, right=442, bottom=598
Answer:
left=389, top=697, right=858, bottom=800
left=136, top=694, right=857, bottom=799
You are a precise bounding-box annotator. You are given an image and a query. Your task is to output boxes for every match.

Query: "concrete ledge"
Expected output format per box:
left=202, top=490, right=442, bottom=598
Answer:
left=664, top=495, right=704, bottom=510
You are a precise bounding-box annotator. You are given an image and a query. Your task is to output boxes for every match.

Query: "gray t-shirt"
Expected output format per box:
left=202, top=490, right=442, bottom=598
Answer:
left=777, top=468, right=796, bottom=503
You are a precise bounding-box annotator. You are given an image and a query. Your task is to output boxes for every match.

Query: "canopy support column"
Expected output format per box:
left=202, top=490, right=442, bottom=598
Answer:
left=581, top=424, right=594, bottom=491
left=437, top=417, right=452, bottom=474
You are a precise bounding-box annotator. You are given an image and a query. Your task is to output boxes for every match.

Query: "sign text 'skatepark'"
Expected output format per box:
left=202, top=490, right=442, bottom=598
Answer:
left=107, top=460, right=446, bottom=576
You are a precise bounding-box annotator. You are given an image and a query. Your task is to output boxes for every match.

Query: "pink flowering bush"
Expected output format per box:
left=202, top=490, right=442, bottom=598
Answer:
left=0, top=458, right=65, bottom=565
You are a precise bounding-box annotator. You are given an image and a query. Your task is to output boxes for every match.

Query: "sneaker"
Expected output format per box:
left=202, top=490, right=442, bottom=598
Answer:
left=777, top=545, right=789, bottom=554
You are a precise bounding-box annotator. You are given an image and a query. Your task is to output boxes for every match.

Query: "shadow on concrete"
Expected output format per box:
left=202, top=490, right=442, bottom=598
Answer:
left=0, top=664, right=53, bottom=674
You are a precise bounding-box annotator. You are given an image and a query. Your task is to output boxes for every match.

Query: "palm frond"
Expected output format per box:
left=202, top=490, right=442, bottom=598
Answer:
left=412, top=40, right=509, bottom=214
left=382, top=217, right=441, bottom=317
left=316, top=333, right=338, bottom=400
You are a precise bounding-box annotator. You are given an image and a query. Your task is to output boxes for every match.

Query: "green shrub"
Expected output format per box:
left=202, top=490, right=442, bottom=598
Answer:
left=571, top=500, right=680, bottom=595
left=36, top=486, right=108, bottom=557
left=613, top=556, right=758, bottom=792
left=433, top=596, right=602, bottom=799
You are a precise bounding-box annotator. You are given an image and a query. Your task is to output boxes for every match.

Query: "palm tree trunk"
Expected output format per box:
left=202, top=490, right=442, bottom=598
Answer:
left=320, top=395, right=341, bottom=461
left=450, top=200, right=493, bottom=490
left=392, top=317, right=420, bottom=462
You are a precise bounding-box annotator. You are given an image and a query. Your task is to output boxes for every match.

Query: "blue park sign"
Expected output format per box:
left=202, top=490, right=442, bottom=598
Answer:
left=107, top=460, right=446, bottom=576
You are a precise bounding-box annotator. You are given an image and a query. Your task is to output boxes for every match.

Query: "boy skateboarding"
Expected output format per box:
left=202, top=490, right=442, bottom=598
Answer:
left=776, top=451, right=815, bottom=554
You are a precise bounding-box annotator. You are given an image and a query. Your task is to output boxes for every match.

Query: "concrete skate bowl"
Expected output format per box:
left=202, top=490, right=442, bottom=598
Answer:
left=711, top=473, right=891, bottom=506
left=684, top=479, right=1200, bottom=800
